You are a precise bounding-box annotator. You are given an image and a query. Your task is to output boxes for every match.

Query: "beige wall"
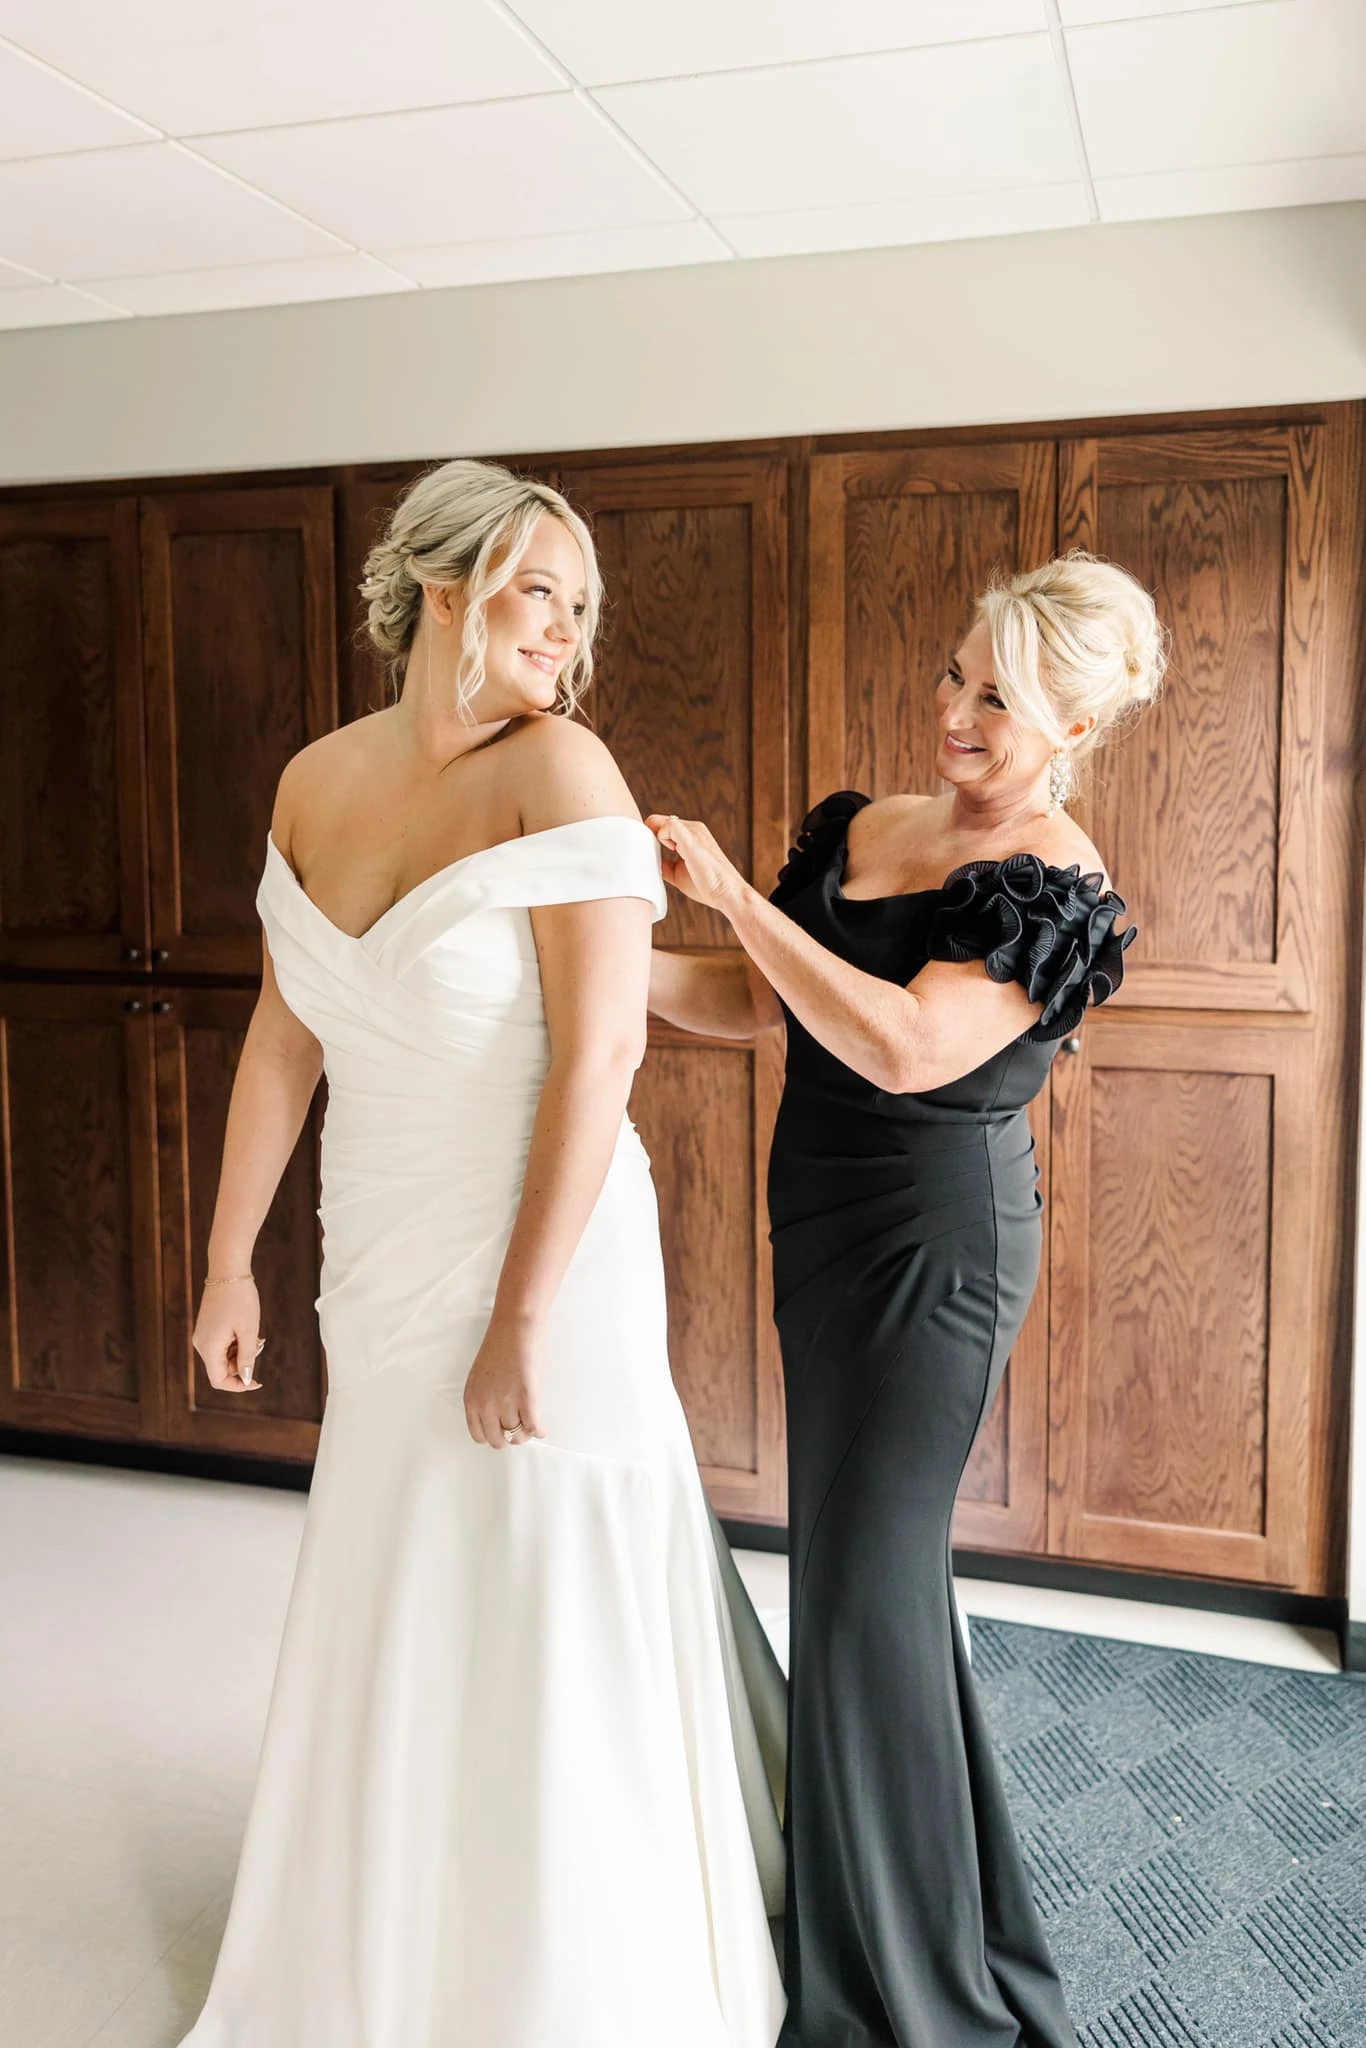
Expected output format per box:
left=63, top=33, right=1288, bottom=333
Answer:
left=1, top=201, right=1364, bottom=487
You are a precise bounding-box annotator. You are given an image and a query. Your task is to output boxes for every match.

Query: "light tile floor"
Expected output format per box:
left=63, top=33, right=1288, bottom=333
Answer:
left=0, top=1455, right=1341, bottom=2047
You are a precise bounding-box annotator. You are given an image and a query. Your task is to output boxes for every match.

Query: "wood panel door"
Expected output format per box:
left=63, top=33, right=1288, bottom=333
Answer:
left=155, top=987, right=326, bottom=1461
left=558, top=455, right=789, bottom=1520
left=0, top=984, right=163, bottom=1440
left=1048, top=1014, right=1313, bottom=1585
left=335, top=468, right=419, bottom=728
left=142, top=488, right=337, bottom=976
left=0, top=499, right=150, bottom=974
left=1046, top=425, right=1329, bottom=1583
left=808, top=442, right=1058, bottom=1552
left=1060, top=428, right=1324, bottom=1014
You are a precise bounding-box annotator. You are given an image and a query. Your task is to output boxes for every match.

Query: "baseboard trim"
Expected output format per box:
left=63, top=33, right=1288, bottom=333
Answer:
left=0, top=1427, right=313, bottom=1493
left=6, top=1435, right=1354, bottom=1659
left=950, top=1545, right=1346, bottom=1636
left=720, top=1515, right=788, bottom=1555
left=723, top=1512, right=1347, bottom=1636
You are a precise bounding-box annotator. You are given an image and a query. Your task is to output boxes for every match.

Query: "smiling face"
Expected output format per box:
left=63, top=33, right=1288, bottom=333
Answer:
left=472, top=511, right=587, bottom=717
left=934, top=619, right=1057, bottom=807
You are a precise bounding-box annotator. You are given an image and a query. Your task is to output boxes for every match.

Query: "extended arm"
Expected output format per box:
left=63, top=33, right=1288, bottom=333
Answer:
left=647, top=948, right=783, bottom=1041
left=647, top=814, right=1040, bottom=1094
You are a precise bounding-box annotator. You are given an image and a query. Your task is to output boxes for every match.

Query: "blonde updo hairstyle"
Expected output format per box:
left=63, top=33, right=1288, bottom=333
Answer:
left=975, top=552, right=1166, bottom=779
left=360, top=459, right=602, bottom=716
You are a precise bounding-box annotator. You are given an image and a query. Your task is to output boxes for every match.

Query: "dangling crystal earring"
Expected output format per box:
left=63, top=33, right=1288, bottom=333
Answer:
left=1048, top=748, right=1073, bottom=815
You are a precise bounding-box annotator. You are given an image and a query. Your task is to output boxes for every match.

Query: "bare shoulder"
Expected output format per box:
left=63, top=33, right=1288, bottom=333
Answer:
left=271, top=714, right=389, bottom=854
left=1018, top=814, right=1113, bottom=891
left=852, top=790, right=940, bottom=847
left=504, top=714, right=640, bottom=832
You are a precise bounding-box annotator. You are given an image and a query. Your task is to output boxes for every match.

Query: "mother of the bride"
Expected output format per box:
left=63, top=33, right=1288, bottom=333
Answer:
left=648, top=553, right=1165, bottom=2048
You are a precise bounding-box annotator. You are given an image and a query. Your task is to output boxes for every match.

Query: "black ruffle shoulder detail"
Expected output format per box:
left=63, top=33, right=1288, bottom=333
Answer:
left=771, top=791, right=871, bottom=908
left=926, top=854, right=1135, bottom=1042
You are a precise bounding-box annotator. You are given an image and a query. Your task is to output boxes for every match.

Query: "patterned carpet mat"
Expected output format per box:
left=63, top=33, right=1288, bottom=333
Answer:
left=972, top=1618, right=1366, bottom=2047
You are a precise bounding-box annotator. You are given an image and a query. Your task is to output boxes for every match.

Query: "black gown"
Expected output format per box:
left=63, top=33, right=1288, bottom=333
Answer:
left=768, top=793, right=1134, bottom=2048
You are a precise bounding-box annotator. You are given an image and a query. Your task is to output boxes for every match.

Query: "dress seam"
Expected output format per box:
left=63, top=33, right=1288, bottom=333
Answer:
left=964, top=1124, right=1004, bottom=1470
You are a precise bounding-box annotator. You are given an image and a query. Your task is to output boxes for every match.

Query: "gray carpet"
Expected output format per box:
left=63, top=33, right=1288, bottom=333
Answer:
left=972, top=1617, right=1366, bottom=2047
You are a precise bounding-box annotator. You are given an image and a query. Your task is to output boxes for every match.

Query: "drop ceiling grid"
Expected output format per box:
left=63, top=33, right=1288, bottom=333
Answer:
left=0, top=0, right=1359, bottom=327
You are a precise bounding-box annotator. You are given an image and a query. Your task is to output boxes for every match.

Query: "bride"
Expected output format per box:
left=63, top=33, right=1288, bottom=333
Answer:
left=181, top=459, right=785, bottom=2048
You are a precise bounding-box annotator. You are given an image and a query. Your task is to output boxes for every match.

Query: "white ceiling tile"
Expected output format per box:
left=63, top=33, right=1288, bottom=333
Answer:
left=720, top=182, right=1090, bottom=258
left=597, top=38, right=1077, bottom=217
left=0, top=282, right=125, bottom=329
left=1060, top=0, right=1247, bottom=19
left=84, top=253, right=416, bottom=317
left=1097, top=151, right=1366, bottom=223
left=0, top=39, right=155, bottom=160
left=198, top=97, right=691, bottom=251
left=1070, top=0, right=1366, bottom=180
left=0, top=251, right=48, bottom=287
left=389, top=219, right=730, bottom=289
left=513, top=0, right=1045, bottom=87
left=0, top=0, right=559, bottom=135
left=0, top=143, right=345, bottom=281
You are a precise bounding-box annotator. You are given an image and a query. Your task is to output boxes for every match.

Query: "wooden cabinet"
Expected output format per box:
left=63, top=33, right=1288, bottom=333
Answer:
left=557, top=454, right=790, bottom=1521
left=1048, top=1016, right=1314, bottom=1585
left=0, top=981, right=323, bottom=1460
left=155, top=988, right=326, bottom=1461
left=807, top=441, right=1056, bottom=802
left=0, top=984, right=163, bottom=1440
left=142, top=488, right=337, bottom=976
left=0, top=500, right=149, bottom=974
left=806, top=441, right=1058, bottom=1554
left=1043, top=425, right=1331, bottom=1588
left=1059, top=427, right=1323, bottom=1013
left=0, top=404, right=1360, bottom=1596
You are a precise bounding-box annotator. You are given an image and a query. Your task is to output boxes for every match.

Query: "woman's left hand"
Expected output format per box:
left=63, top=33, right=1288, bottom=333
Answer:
left=463, top=1311, right=548, bottom=1449
left=646, top=814, right=746, bottom=915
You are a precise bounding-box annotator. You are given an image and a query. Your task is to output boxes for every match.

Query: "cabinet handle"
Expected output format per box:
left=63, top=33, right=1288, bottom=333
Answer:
left=152, top=999, right=174, bottom=1015
left=124, top=998, right=145, bottom=1015
left=152, top=947, right=170, bottom=965
left=1062, top=1035, right=1082, bottom=1056
left=123, top=945, right=143, bottom=963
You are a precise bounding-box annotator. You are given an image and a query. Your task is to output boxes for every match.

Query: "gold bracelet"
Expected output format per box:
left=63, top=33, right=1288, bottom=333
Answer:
left=203, top=1273, right=253, bottom=1287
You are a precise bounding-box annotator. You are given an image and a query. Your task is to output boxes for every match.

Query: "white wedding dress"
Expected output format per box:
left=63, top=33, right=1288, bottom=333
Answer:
left=180, top=817, right=785, bottom=2048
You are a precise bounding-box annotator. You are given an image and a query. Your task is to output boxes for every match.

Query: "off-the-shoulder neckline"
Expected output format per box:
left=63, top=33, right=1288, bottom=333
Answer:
left=267, top=815, right=655, bottom=945
left=815, top=793, right=1111, bottom=906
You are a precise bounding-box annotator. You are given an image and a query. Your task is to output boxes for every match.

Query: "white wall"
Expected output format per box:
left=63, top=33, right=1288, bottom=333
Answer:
left=1, top=201, right=1364, bottom=486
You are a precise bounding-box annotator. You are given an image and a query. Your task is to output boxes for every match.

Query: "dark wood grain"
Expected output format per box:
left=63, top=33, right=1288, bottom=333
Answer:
left=586, top=503, right=752, bottom=947
left=0, top=984, right=162, bottom=1439
left=630, top=1045, right=755, bottom=1472
left=141, top=488, right=337, bottom=976
left=560, top=456, right=790, bottom=1521
left=808, top=442, right=1056, bottom=801
left=1094, top=475, right=1285, bottom=964
left=335, top=470, right=420, bottom=726
left=1048, top=1015, right=1313, bottom=1583
left=1061, top=426, right=1325, bottom=1013
left=0, top=405, right=1357, bottom=1585
left=155, top=987, right=325, bottom=1461
left=0, top=499, right=148, bottom=973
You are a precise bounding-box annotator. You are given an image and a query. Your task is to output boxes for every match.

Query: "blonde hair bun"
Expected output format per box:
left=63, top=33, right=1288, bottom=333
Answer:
left=976, top=551, right=1167, bottom=760
left=359, top=458, right=602, bottom=714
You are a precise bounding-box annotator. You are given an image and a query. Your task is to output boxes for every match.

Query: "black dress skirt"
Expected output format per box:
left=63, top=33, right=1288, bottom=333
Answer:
left=769, top=793, right=1134, bottom=2048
